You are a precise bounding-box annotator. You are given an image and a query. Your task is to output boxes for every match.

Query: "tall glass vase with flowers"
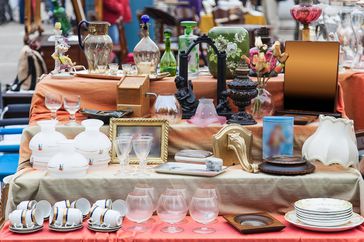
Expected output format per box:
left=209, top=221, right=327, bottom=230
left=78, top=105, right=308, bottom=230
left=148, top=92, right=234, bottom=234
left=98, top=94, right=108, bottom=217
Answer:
left=243, top=38, right=289, bottom=120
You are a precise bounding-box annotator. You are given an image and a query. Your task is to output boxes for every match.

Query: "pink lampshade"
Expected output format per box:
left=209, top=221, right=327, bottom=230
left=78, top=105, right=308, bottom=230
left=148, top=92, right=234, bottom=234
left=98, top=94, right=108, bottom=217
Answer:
left=290, top=1, right=322, bottom=25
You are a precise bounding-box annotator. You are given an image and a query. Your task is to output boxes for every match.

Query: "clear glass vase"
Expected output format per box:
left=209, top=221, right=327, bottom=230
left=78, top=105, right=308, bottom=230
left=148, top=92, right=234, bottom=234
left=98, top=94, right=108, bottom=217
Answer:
left=248, top=87, right=274, bottom=120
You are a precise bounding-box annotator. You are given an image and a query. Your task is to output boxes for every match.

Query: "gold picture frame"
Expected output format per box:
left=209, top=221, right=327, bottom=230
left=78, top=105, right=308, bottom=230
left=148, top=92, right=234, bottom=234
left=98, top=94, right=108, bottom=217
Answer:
left=109, top=118, right=169, bottom=164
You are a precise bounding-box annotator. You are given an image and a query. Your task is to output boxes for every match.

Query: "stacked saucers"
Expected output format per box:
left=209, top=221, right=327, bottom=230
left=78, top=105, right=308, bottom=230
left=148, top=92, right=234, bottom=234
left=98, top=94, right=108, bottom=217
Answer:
left=294, top=198, right=353, bottom=227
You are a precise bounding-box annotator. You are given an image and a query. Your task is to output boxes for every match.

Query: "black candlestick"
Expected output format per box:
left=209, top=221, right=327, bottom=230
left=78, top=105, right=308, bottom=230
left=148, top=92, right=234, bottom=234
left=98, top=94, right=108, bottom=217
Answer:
left=227, top=63, right=258, bottom=125
left=175, top=34, right=231, bottom=118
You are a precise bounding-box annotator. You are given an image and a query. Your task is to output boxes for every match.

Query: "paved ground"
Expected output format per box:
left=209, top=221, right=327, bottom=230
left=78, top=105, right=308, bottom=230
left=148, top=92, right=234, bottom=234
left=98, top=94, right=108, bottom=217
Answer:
left=0, top=22, right=24, bottom=88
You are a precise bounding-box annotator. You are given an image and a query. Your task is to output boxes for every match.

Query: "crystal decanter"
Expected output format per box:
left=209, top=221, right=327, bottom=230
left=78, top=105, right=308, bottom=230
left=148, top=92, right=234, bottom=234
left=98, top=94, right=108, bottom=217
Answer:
left=133, top=15, right=160, bottom=75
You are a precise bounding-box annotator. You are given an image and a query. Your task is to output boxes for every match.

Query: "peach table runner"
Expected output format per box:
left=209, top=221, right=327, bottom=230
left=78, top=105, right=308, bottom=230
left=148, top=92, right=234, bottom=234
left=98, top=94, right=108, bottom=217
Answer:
left=29, top=74, right=346, bottom=124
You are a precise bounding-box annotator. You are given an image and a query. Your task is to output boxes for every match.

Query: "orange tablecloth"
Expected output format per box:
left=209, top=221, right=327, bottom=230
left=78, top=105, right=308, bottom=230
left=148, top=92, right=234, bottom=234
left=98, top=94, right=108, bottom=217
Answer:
left=29, top=74, right=345, bottom=124
left=339, top=71, right=364, bottom=130
left=1, top=215, right=364, bottom=242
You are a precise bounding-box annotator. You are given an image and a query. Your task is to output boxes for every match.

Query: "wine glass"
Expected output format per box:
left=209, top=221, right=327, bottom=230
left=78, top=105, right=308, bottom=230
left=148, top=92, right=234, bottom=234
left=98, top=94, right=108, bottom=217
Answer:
left=165, top=187, right=190, bottom=224
left=194, top=186, right=220, bottom=224
left=157, top=192, right=188, bottom=233
left=125, top=191, right=154, bottom=232
left=115, top=136, right=132, bottom=176
left=133, top=184, right=158, bottom=212
left=189, top=194, right=219, bottom=234
left=132, top=136, right=153, bottom=175
left=45, top=93, right=62, bottom=120
left=63, top=95, right=81, bottom=126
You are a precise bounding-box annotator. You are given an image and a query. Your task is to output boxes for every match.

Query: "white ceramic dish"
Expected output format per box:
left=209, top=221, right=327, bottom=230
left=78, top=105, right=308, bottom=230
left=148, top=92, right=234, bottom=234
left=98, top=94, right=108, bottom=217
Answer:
left=296, top=211, right=353, bottom=222
left=295, top=209, right=352, bottom=219
left=87, top=223, right=121, bottom=233
left=285, top=211, right=364, bottom=232
left=294, top=198, right=352, bottom=213
left=9, top=224, right=43, bottom=234
left=154, top=162, right=227, bottom=177
left=36, top=200, right=52, bottom=219
left=295, top=206, right=352, bottom=216
left=51, top=73, right=74, bottom=79
left=49, top=223, right=83, bottom=232
left=112, top=200, right=126, bottom=217
left=296, top=215, right=351, bottom=227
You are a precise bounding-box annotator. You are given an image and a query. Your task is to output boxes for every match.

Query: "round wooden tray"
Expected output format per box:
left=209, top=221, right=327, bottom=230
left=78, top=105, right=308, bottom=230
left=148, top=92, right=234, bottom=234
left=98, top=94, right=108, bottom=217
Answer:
left=263, top=155, right=307, bottom=165
left=259, top=161, right=315, bottom=176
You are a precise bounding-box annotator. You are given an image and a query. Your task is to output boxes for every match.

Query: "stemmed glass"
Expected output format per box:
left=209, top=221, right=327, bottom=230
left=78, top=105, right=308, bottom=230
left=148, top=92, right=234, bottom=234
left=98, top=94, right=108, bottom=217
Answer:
left=133, top=184, right=158, bottom=212
left=132, top=136, right=153, bottom=175
left=157, top=191, right=188, bottom=233
left=63, top=95, right=81, bottom=126
left=115, top=135, right=132, bottom=176
left=45, top=93, right=62, bottom=120
left=125, top=191, right=154, bottom=232
left=165, top=186, right=190, bottom=224
left=189, top=193, right=219, bottom=234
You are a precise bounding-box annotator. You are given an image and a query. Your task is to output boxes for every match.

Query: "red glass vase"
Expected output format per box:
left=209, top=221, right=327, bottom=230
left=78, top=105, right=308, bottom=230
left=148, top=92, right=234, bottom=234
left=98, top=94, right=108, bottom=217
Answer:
left=290, top=0, right=322, bottom=41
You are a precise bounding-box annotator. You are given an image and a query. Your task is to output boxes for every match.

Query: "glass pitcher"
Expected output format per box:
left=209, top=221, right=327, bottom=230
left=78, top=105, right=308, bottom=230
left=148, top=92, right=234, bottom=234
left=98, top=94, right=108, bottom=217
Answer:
left=77, top=20, right=113, bottom=73
left=148, top=93, right=182, bottom=124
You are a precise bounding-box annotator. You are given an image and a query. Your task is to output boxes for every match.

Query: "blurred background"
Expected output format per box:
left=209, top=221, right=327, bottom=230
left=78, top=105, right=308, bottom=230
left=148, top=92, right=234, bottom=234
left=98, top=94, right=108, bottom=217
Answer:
left=0, top=0, right=299, bottom=87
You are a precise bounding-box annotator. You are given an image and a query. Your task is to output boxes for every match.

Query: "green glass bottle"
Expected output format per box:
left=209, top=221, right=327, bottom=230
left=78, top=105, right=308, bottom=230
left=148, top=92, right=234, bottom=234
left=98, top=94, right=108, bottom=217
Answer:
left=52, top=0, right=71, bottom=36
left=178, top=21, right=199, bottom=77
left=160, top=29, right=177, bottom=76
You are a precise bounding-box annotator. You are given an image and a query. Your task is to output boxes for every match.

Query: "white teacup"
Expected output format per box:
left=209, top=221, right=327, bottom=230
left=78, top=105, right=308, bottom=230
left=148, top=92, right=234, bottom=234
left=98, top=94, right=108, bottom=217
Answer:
left=16, top=200, right=37, bottom=210
left=93, top=199, right=112, bottom=209
left=9, top=209, right=44, bottom=229
left=71, top=198, right=91, bottom=216
left=89, top=207, right=122, bottom=228
left=54, top=200, right=72, bottom=209
left=49, top=207, right=83, bottom=227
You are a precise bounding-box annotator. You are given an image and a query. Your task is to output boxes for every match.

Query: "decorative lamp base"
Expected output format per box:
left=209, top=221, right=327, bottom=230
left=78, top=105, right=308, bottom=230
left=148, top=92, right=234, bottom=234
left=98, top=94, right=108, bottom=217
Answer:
left=228, top=112, right=257, bottom=125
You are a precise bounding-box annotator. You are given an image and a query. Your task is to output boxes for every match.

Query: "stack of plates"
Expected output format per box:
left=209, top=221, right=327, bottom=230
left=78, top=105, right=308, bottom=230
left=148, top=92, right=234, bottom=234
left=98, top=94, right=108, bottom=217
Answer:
left=294, top=198, right=353, bottom=227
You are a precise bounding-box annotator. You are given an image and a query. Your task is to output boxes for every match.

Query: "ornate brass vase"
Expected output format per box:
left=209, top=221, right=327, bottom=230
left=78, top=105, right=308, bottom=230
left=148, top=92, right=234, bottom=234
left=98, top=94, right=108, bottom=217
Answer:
left=227, top=63, right=258, bottom=125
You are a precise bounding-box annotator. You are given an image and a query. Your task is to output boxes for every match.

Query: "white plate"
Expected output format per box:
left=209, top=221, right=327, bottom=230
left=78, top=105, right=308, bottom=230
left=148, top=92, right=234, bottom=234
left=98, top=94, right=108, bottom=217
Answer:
left=49, top=223, right=83, bottom=232
left=294, top=198, right=352, bottom=213
left=296, top=214, right=351, bottom=227
left=295, top=206, right=352, bottom=217
left=155, top=162, right=227, bottom=177
left=285, top=210, right=364, bottom=232
left=112, top=200, right=126, bottom=217
left=295, top=210, right=352, bottom=221
left=36, top=200, right=52, bottom=219
left=87, top=224, right=121, bottom=233
left=9, top=225, right=43, bottom=234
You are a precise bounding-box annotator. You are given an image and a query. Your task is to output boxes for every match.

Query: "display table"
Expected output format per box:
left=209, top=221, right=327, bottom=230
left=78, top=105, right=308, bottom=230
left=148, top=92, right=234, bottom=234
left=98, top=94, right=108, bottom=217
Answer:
left=2, top=215, right=364, bottom=242
left=339, top=71, right=364, bottom=130
left=18, top=122, right=319, bottom=170
left=5, top=163, right=364, bottom=218
left=29, top=74, right=345, bottom=124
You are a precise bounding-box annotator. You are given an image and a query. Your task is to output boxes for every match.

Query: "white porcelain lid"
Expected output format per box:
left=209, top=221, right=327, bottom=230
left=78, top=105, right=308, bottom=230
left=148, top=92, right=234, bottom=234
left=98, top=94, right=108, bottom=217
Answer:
left=74, top=119, right=111, bottom=153
left=29, top=120, right=66, bottom=151
left=48, top=140, right=89, bottom=170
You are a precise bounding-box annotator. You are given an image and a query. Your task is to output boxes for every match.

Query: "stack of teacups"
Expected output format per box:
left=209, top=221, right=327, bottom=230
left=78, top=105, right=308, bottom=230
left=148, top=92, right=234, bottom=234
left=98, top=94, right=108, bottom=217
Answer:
left=294, top=198, right=353, bottom=227
left=9, top=209, right=44, bottom=232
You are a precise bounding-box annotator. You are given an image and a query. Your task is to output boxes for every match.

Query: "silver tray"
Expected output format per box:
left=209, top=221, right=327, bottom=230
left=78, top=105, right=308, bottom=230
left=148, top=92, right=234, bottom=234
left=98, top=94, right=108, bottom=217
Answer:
left=154, top=162, right=227, bottom=177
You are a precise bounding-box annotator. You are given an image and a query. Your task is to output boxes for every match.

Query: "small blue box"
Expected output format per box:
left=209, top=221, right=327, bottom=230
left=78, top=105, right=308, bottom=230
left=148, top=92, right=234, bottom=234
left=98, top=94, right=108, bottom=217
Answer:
left=263, top=116, right=294, bottom=159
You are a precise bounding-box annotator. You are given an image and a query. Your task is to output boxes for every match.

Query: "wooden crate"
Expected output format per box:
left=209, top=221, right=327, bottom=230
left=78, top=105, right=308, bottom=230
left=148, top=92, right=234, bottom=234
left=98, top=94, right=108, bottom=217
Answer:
left=116, top=76, right=150, bottom=117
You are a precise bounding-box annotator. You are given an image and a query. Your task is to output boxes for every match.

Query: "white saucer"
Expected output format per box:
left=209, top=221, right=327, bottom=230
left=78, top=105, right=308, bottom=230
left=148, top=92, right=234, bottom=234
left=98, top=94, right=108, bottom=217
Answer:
left=87, top=224, right=121, bottom=233
left=49, top=223, right=83, bottom=232
left=285, top=210, right=364, bottom=232
left=9, top=225, right=43, bottom=234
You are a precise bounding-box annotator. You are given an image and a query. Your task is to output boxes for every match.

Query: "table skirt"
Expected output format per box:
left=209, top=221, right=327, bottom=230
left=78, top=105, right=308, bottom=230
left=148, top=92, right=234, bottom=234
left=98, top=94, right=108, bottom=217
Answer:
left=2, top=215, right=364, bottom=242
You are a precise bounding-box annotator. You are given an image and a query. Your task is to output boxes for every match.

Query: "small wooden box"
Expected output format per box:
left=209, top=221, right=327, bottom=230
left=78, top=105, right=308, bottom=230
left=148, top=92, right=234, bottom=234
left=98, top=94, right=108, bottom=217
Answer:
left=116, top=76, right=150, bottom=117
